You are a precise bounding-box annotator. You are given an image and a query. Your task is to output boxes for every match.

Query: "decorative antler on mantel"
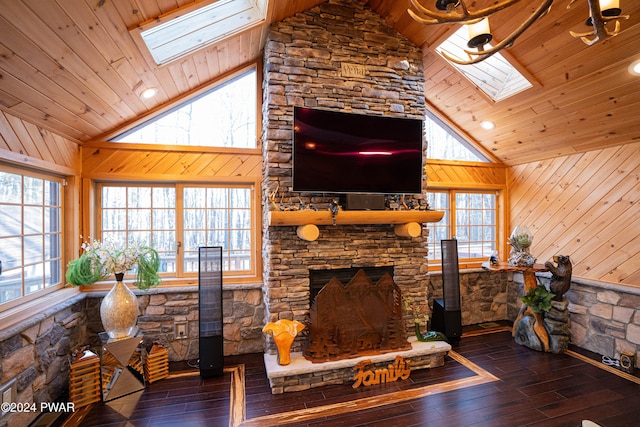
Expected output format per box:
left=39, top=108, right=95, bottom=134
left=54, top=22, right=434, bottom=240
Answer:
left=408, top=0, right=629, bottom=65
left=568, top=0, right=629, bottom=45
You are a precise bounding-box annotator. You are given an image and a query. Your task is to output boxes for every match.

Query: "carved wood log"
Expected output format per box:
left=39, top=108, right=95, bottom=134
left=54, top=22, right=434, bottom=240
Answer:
left=268, top=210, right=444, bottom=226
left=512, top=305, right=550, bottom=352
left=532, top=311, right=549, bottom=352
left=394, top=222, right=422, bottom=237
left=296, top=224, right=320, bottom=241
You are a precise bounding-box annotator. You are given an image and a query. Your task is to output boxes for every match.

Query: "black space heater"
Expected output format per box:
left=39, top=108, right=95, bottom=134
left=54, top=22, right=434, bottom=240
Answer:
left=199, top=246, right=224, bottom=377
left=432, top=239, right=462, bottom=344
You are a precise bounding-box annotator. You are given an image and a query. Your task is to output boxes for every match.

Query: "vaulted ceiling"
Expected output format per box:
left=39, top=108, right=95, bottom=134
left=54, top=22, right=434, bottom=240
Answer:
left=0, top=0, right=639, bottom=166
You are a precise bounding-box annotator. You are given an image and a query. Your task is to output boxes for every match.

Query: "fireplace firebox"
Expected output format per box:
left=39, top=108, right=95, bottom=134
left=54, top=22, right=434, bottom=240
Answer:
left=304, top=268, right=410, bottom=363
left=308, top=266, right=394, bottom=306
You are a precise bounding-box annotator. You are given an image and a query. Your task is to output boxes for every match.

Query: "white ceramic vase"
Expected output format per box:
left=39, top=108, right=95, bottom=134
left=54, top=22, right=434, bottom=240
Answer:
left=100, top=273, right=139, bottom=340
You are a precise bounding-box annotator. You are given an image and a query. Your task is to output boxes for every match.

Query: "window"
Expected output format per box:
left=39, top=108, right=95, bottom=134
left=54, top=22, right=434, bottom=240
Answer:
left=426, top=191, right=451, bottom=261
left=98, top=183, right=255, bottom=279
left=0, top=167, right=63, bottom=306
left=426, top=190, right=497, bottom=265
left=435, top=25, right=533, bottom=102
left=112, top=68, right=257, bottom=148
left=455, top=192, right=497, bottom=259
left=425, top=112, right=489, bottom=162
left=101, top=186, right=177, bottom=273
left=183, top=187, right=252, bottom=273
left=134, top=0, right=268, bottom=66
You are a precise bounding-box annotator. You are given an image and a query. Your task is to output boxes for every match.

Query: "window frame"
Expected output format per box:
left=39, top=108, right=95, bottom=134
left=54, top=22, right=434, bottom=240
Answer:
left=177, top=183, right=256, bottom=277
left=426, top=188, right=500, bottom=269
left=95, top=181, right=259, bottom=283
left=0, top=164, right=66, bottom=312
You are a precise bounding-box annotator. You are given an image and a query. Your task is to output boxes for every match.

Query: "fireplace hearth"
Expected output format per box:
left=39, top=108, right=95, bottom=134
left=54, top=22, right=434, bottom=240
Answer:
left=304, top=269, right=410, bottom=363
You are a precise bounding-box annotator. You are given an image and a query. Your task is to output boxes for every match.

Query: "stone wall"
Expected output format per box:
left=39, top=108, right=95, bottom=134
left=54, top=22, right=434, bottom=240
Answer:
left=261, top=0, right=428, bottom=353
left=508, top=273, right=640, bottom=368
left=85, top=285, right=264, bottom=361
left=429, top=269, right=512, bottom=325
left=0, top=295, right=86, bottom=427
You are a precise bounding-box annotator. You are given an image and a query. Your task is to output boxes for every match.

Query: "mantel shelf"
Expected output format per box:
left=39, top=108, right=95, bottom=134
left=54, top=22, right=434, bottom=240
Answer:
left=268, top=210, right=444, bottom=226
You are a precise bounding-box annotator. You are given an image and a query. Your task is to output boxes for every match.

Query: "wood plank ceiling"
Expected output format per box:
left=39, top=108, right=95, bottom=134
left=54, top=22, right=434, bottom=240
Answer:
left=0, top=0, right=639, bottom=166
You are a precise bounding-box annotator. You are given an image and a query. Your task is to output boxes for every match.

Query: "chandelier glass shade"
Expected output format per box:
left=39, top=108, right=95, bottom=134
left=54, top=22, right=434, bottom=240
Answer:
left=408, top=0, right=629, bottom=64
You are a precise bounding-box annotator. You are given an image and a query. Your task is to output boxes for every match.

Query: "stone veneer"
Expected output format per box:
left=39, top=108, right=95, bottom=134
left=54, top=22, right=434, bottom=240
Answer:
left=509, top=274, right=640, bottom=367
left=0, top=286, right=263, bottom=427
left=265, top=341, right=449, bottom=394
left=0, top=295, right=86, bottom=427
left=429, top=269, right=512, bottom=326
left=261, top=0, right=429, bottom=354
left=85, top=285, right=265, bottom=360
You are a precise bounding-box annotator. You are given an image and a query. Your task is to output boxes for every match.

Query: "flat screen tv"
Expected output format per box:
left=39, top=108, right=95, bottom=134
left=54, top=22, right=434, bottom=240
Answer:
left=292, top=107, right=424, bottom=194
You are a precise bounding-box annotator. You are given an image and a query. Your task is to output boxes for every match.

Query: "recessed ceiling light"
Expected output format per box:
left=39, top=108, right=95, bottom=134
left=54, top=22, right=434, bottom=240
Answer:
left=140, top=87, right=158, bottom=99
left=629, top=59, right=640, bottom=76
left=480, top=120, right=495, bottom=130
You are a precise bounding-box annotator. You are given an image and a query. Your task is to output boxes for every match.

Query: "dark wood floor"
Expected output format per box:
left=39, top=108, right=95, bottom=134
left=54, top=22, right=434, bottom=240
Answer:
left=68, top=328, right=640, bottom=427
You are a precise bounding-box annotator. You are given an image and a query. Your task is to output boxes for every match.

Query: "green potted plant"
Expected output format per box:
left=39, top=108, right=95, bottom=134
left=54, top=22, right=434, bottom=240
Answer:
left=66, top=238, right=161, bottom=290
left=66, top=238, right=162, bottom=340
left=520, top=285, right=555, bottom=313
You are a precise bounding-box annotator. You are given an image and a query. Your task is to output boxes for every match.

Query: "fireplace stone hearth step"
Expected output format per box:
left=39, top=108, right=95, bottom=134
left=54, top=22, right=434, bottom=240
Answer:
left=263, top=338, right=451, bottom=394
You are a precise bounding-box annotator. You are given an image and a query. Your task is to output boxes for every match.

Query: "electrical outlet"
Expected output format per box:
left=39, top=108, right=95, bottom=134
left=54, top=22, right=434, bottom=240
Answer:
left=176, top=322, right=188, bottom=339
left=620, top=352, right=635, bottom=374
left=1, top=379, right=17, bottom=416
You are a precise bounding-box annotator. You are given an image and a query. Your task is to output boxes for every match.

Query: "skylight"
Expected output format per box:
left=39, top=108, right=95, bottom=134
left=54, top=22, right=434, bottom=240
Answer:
left=436, top=25, right=533, bottom=102
left=133, top=0, right=268, bottom=66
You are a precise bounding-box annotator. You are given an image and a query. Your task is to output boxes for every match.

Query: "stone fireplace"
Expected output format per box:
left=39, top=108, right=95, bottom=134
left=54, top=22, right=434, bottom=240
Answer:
left=261, top=0, right=429, bottom=358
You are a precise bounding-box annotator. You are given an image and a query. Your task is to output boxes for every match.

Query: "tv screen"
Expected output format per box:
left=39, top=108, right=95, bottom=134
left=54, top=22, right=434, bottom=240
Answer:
left=292, top=107, right=424, bottom=194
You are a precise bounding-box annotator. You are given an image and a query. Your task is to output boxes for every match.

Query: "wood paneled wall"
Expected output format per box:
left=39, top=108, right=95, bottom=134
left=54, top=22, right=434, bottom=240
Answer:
left=80, top=142, right=262, bottom=181
left=0, top=110, right=80, bottom=174
left=0, top=109, right=82, bottom=267
left=427, top=160, right=506, bottom=188
left=509, top=142, right=640, bottom=286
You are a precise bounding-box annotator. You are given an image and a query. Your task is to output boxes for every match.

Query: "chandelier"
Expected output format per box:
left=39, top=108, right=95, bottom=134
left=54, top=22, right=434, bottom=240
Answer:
left=408, top=0, right=629, bottom=65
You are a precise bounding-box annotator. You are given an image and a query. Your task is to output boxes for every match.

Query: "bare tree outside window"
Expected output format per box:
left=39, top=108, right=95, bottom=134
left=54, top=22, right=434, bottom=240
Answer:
left=425, top=112, right=488, bottom=162
left=99, top=184, right=253, bottom=278
left=426, top=191, right=497, bottom=263
left=0, top=169, right=62, bottom=304
left=112, top=69, right=257, bottom=148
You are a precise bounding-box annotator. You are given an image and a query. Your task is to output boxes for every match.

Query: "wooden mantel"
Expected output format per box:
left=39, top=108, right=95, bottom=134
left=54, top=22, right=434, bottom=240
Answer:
left=268, top=210, right=445, bottom=241
left=268, top=209, right=444, bottom=226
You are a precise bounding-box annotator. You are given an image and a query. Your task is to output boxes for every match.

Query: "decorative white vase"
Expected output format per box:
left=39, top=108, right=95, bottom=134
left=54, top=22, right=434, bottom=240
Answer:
left=100, top=273, right=139, bottom=340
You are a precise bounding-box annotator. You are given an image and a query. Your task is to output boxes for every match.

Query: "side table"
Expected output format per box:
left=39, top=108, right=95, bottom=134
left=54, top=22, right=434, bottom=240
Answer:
left=483, top=262, right=551, bottom=351
left=99, top=332, right=145, bottom=401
